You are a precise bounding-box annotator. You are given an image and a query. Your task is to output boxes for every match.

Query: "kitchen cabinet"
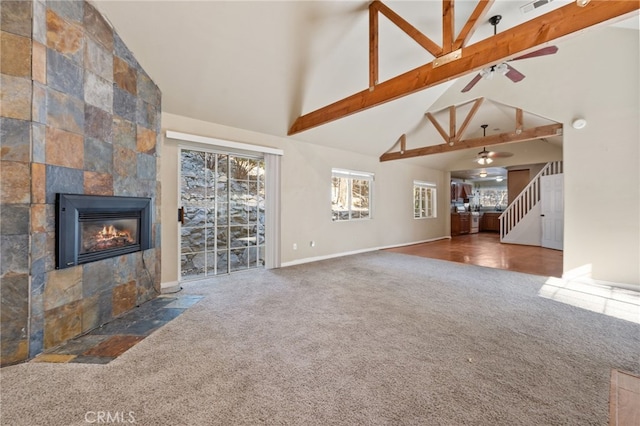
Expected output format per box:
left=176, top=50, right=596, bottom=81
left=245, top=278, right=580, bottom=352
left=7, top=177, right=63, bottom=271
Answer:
left=451, top=212, right=471, bottom=236
left=451, top=182, right=473, bottom=201
left=481, top=212, right=501, bottom=232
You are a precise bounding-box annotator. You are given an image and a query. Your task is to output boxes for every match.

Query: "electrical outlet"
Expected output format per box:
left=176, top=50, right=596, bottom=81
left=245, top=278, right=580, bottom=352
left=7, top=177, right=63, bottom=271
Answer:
left=310, top=241, right=315, bottom=248
left=293, top=243, right=297, bottom=250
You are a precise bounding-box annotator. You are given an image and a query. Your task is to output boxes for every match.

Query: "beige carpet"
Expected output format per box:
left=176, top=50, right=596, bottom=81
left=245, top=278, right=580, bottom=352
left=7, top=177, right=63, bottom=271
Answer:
left=1, top=252, right=639, bottom=425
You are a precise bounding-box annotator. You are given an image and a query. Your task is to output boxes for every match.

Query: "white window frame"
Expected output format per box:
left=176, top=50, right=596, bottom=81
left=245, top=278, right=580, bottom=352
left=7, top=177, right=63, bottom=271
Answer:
left=331, top=169, right=374, bottom=222
left=414, top=181, right=437, bottom=219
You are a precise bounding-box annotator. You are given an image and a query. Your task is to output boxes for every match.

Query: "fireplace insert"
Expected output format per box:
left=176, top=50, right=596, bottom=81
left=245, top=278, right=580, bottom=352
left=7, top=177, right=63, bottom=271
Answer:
left=56, top=194, right=152, bottom=269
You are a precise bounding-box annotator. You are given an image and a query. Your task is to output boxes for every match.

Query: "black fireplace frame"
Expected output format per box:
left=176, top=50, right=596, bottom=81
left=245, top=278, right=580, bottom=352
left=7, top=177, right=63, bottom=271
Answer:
left=56, top=194, right=152, bottom=269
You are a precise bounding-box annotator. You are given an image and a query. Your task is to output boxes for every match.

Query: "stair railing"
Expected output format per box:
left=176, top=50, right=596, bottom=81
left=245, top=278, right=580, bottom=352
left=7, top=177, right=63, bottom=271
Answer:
left=499, top=161, right=563, bottom=240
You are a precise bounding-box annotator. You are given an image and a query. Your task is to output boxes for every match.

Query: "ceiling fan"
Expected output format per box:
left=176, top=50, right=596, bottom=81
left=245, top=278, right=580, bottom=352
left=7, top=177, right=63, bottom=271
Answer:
left=473, top=125, right=513, bottom=165
left=461, top=15, right=559, bottom=93
left=474, top=147, right=513, bottom=165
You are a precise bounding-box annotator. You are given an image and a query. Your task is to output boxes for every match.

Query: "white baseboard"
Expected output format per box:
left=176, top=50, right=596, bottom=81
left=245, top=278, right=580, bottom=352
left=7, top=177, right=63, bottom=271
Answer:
left=378, top=236, right=451, bottom=250
left=280, top=236, right=450, bottom=268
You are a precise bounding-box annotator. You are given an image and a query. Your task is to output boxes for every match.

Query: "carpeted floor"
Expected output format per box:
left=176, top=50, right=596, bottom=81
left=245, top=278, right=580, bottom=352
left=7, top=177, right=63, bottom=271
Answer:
left=1, top=252, right=639, bottom=425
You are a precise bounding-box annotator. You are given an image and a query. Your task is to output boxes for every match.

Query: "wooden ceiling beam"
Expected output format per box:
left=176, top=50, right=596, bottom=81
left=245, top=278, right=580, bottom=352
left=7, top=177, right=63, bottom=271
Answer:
left=289, top=1, right=638, bottom=136
left=449, top=106, right=456, bottom=143
left=423, top=97, right=485, bottom=146
left=372, top=1, right=443, bottom=58
left=455, top=97, right=484, bottom=142
left=515, top=108, right=524, bottom=133
left=443, top=0, right=455, bottom=53
left=453, top=0, right=494, bottom=50
left=425, top=112, right=449, bottom=144
left=369, top=3, right=379, bottom=89
left=379, top=123, right=562, bottom=162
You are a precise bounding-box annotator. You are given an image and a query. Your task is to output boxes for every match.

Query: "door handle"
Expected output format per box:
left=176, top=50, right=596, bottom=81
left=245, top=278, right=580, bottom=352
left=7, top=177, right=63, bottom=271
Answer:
left=178, top=207, right=185, bottom=224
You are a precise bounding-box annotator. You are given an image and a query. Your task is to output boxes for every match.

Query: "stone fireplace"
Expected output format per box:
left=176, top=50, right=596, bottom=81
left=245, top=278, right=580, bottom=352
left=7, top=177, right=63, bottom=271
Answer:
left=0, top=0, right=162, bottom=365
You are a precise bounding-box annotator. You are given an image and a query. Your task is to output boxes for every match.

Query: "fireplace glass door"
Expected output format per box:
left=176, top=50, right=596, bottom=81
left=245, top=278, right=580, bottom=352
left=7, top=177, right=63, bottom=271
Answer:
left=180, top=149, right=265, bottom=279
left=80, top=218, right=139, bottom=254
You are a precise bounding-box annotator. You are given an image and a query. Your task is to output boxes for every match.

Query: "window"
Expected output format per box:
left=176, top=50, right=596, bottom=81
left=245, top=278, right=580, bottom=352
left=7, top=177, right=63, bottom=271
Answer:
left=414, top=181, right=437, bottom=219
left=477, top=187, right=508, bottom=210
left=331, top=169, right=373, bottom=221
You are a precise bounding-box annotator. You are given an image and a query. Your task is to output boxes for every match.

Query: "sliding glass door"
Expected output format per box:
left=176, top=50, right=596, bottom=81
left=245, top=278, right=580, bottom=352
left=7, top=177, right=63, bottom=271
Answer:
left=180, top=149, right=265, bottom=279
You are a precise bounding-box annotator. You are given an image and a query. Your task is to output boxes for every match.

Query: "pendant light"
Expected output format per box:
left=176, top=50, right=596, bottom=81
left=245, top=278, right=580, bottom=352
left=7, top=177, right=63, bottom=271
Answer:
left=477, top=125, right=493, bottom=165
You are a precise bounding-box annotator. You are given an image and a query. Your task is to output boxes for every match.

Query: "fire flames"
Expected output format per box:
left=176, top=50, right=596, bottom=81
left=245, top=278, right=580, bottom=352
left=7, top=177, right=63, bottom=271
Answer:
left=97, top=225, right=134, bottom=243
left=81, top=221, right=137, bottom=254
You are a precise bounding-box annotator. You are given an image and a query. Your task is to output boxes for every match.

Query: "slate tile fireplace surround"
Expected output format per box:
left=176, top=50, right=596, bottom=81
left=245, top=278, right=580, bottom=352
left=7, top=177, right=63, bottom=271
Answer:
left=0, top=0, right=162, bottom=365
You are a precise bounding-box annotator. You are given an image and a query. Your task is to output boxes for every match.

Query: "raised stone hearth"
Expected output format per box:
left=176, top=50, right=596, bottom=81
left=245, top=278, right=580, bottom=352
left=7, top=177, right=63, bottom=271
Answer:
left=0, top=0, right=162, bottom=365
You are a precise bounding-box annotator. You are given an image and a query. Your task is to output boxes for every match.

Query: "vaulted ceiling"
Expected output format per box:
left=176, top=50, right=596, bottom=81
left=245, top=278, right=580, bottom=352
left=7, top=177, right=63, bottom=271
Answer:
left=94, top=1, right=638, bottom=170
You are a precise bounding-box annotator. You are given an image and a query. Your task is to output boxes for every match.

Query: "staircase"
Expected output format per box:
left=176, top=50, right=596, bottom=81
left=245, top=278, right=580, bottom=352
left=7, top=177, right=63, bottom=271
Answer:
left=499, top=161, right=563, bottom=243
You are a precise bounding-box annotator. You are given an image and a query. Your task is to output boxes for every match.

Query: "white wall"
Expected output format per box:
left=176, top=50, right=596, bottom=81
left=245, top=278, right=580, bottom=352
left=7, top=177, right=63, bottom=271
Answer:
left=433, top=27, right=640, bottom=286
left=161, top=113, right=449, bottom=284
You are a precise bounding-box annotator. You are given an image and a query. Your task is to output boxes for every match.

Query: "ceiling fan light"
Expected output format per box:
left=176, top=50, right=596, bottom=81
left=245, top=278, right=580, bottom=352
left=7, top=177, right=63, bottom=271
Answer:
left=479, top=172, right=487, bottom=178
left=495, top=63, right=509, bottom=75
left=479, top=68, right=492, bottom=80
left=496, top=177, right=504, bottom=182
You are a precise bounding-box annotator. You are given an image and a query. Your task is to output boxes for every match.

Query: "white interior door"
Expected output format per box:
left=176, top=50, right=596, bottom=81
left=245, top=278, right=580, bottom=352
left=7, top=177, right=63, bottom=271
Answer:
left=541, top=174, right=564, bottom=250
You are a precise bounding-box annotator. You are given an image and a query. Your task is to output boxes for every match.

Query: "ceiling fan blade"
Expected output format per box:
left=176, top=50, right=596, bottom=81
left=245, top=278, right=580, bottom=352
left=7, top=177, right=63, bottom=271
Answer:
left=488, top=151, right=514, bottom=159
left=512, top=45, right=559, bottom=61
left=505, top=64, right=526, bottom=83
left=461, top=73, right=482, bottom=93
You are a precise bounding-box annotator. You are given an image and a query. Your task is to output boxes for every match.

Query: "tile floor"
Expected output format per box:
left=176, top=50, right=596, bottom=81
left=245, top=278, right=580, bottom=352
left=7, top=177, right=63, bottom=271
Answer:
left=32, top=294, right=202, bottom=364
